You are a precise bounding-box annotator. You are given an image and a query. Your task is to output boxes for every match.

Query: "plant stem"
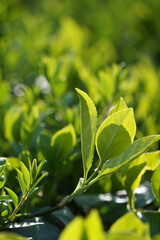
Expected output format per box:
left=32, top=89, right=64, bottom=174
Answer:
left=85, top=164, right=101, bottom=185
left=8, top=189, right=30, bottom=222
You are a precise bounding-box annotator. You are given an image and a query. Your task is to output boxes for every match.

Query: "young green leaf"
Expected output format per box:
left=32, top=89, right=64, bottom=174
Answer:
left=16, top=168, right=27, bottom=195
left=121, top=154, right=146, bottom=209
left=51, top=124, right=76, bottom=161
left=36, top=160, right=46, bottom=177
left=5, top=187, right=18, bottom=208
left=30, top=172, right=48, bottom=192
left=152, top=164, right=160, bottom=201
left=0, top=158, right=6, bottom=166
left=20, top=162, right=30, bottom=189
left=76, top=88, right=97, bottom=180
left=95, top=135, right=160, bottom=180
left=31, top=159, right=37, bottom=183
left=96, top=108, right=136, bottom=166
left=108, top=97, right=128, bottom=116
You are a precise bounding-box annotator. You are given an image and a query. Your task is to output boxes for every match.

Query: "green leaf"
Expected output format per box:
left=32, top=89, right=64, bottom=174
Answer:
left=137, top=211, right=160, bottom=237
left=84, top=209, right=105, bottom=240
left=4, top=106, right=24, bottom=142
left=105, top=232, right=145, bottom=240
left=96, top=108, right=136, bottom=166
left=152, top=164, right=160, bottom=201
left=15, top=168, right=27, bottom=195
left=5, top=187, right=18, bottom=208
left=145, top=151, right=160, bottom=171
left=0, top=195, right=12, bottom=202
left=51, top=124, right=76, bottom=160
left=121, top=154, right=147, bottom=209
left=0, top=232, right=26, bottom=239
left=108, top=97, right=128, bottom=116
left=36, top=160, right=46, bottom=177
left=76, top=88, right=97, bottom=180
left=109, top=211, right=150, bottom=240
left=30, top=172, right=48, bottom=192
left=20, top=162, right=30, bottom=189
left=59, top=216, right=84, bottom=240
left=31, top=159, right=37, bottom=183
left=0, top=158, right=6, bottom=166
left=96, top=135, right=160, bottom=179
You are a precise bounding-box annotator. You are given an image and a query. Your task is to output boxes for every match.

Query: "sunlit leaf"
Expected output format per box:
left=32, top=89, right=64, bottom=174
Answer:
left=51, top=124, right=76, bottom=161
left=31, top=159, right=37, bottom=183
left=15, top=168, right=27, bottom=195
left=152, top=164, right=160, bottom=201
left=5, top=187, right=18, bottom=208
left=20, top=162, right=30, bottom=189
left=76, top=88, right=97, bottom=180
left=108, top=97, right=128, bottom=116
left=109, top=211, right=150, bottom=240
left=96, top=108, right=136, bottom=166
left=0, top=232, right=25, bottom=239
left=59, top=216, right=84, bottom=240
left=96, top=135, right=160, bottom=179
left=84, top=209, right=105, bottom=240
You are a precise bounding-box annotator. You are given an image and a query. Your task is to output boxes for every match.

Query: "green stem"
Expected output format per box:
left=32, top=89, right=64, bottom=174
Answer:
left=8, top=189, right=30, bottom=223
left=85, top=164, right=101, bottom=185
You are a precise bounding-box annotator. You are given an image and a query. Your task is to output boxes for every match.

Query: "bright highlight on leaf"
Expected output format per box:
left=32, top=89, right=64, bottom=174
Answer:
left=5, top=187, right=18, bottom=208
left=152, top=163, right=160, bottom=201
left=96, top=135, right=160, bottom=179
left=96, top=108, right=136, bottom=166
left=76, top=88, right=97, bottom=180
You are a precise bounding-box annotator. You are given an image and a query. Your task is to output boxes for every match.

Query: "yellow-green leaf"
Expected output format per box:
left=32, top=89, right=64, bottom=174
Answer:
left=96, top=108, right=136, bottom=166
left=51, top=124, right=76, bottom=160
left=152, top=163, right=160, bottom=201
left=5, top=187, right=18, bottom=208
left=96, top=135, right=160, bottom=179
left=108, top=97, right=128, bottom=116
left=76, top=88, right=97, bottom=180
left=20, top=162, right=30, bottom=189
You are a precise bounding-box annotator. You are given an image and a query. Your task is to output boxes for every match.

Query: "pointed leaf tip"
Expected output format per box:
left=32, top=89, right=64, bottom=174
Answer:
left=76, top=88, right=97, bottom=180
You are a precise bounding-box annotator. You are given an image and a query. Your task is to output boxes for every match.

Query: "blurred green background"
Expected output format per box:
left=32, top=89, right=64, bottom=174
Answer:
left=0, top=0, right=160, bottom=206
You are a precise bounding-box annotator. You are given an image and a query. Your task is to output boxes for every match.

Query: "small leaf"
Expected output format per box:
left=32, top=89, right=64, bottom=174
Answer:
left=76, top=88, right=97, bottom=180
left=31, top=159, right=37, bottom=183
left=0, top=195, right=12, bottom=202
left=96, top=108, right=136, bottom=166
left=0, top=158, right=6, bottom=166
left=96, top=135, right=160, bottom=179
left=16, top=168, right=27, bottom=195
left=36, top=160, right=46, bottom=177
left=5, top=187, right=18, bottom=208
left=51, top=124, right=76, bottom=161
left=152, top=164, right=160, bottom=201
left=20, top=162, right=30, bottom=189
left=108, top=97, right=128, bottom=116
left=30, top=172, right=48, bottom=192
left=0, top=232, right=25, bottom=239
left=121, top=154, right=146, bottom=209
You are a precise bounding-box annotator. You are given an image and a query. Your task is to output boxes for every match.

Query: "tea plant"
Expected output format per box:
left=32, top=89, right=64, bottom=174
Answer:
left=0, top=89, right=159, bottom=239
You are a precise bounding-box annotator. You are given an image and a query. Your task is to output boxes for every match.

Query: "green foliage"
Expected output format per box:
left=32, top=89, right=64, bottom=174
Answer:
left=0, top=1, right=160, bottom=237
left=76, top=88, right=97, bottom=180
left=152, top=164, right=160, bottom=201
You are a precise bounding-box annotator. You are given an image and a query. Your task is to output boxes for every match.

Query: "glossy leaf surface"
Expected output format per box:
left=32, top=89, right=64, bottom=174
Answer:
left=96, top=108, right=136, bottom=166
left=76, top=88, right=97, bottom=180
